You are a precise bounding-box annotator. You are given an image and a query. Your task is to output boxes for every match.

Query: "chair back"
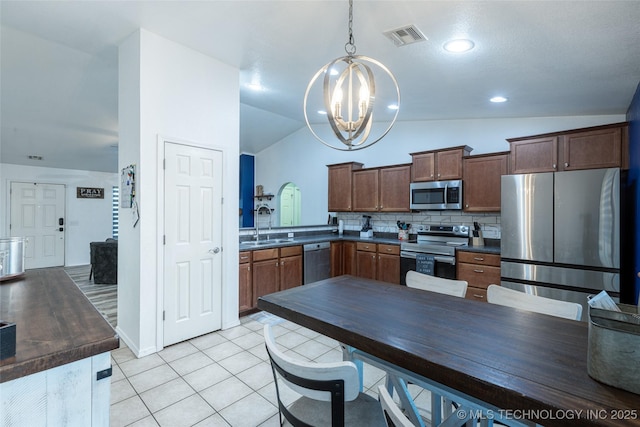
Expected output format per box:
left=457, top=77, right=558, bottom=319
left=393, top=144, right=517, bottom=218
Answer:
left=405, top=271, right=468, bottom=298
left=264, top=324, right=360, bottom=402
left=486, top=285, right=583, bottom=320
left=378, top=385, right=415, bottom=427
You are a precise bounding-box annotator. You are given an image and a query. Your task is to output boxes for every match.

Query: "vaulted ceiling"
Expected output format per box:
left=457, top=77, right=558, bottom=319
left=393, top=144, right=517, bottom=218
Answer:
left=2, top=1, right=640, bottom=172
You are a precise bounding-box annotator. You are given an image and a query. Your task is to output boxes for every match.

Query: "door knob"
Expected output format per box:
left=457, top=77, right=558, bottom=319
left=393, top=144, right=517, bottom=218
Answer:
left=208, top=247, right=221, bottom=254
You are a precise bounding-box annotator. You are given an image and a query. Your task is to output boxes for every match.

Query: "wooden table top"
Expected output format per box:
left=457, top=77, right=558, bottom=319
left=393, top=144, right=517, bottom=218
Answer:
left=258, top=275, right=640, bottom=427
left=0, top=268, right=119, bottom=383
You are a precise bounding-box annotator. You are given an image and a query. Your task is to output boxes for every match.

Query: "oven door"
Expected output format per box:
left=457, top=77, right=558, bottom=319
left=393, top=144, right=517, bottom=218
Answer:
left=400, top=251, right=457, bottom=285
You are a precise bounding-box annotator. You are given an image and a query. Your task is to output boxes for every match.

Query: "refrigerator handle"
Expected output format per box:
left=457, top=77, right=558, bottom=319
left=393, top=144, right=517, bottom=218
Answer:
left=444, top=183, right=448, bottom=204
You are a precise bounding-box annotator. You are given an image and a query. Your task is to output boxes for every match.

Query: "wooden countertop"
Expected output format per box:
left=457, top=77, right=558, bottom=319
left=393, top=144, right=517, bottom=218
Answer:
left=259, top=276, right=640, bottom=427
left=0, top=268, right=119, bottom=383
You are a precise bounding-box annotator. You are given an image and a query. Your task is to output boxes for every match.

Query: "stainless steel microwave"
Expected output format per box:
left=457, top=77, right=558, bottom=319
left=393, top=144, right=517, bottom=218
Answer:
left=410, top=180, right=463, bottom=210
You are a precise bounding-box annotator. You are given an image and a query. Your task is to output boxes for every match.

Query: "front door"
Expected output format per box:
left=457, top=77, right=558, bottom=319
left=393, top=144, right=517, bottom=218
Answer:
left=10, top=182, right=65, bottom=269
left=163, top=142, right=223, bottom=346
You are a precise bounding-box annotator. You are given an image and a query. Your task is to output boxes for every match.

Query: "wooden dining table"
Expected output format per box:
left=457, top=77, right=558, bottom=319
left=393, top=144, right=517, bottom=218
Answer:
left=257, top=275, right=640, bottom=427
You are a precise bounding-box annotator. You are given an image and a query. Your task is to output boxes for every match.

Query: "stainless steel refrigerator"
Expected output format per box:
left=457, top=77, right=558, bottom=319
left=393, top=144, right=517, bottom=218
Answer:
left=501, top=168, right=620, bottom=321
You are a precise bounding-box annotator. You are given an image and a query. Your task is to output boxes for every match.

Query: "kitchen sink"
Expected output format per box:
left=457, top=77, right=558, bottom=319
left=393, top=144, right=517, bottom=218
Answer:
left=240, top=238, right=295, bottom=246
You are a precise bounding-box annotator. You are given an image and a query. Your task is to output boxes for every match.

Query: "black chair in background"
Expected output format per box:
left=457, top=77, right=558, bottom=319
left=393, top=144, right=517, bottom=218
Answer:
left=89, top=239, right=118, bottom=284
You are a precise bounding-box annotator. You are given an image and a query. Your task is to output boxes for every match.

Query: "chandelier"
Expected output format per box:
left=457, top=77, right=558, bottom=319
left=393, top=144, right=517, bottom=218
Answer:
left=303, top=0, right=400, bottom=151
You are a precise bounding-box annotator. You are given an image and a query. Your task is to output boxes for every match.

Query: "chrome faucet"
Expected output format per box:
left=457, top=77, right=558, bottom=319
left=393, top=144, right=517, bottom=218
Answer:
left=255, top=204, right=272, bottom=241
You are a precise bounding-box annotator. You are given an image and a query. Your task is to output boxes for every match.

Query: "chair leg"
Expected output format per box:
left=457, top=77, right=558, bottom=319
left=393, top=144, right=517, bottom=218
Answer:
left=387, top=374, right=426, bottom=427
left=89, top=266, right=93, bottom=280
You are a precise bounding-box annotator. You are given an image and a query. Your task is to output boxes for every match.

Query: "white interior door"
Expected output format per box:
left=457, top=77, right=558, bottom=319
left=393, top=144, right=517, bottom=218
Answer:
left=163, top=142, right=223, bottom=346
left=10, top=182, right=65, bottom=269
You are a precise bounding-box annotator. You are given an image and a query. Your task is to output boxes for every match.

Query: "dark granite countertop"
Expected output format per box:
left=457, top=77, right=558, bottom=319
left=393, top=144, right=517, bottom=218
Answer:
left=0, top=268, right=119, bottom=383
left=240, top=232, right=501, bottom=255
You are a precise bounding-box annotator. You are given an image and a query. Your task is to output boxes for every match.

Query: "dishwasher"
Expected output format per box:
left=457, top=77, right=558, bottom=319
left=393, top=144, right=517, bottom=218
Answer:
left=303, top=242, right=331, bottom=284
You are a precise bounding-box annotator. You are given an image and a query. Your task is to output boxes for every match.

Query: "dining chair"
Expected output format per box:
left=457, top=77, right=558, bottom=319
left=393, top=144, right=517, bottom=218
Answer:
left=263, top=324, right=386, bottom=427
left=486, top=284, right=583, bottom=321
left=378, top=385, right=416, bottom=427
left=405, top=270, right=468, bottom=298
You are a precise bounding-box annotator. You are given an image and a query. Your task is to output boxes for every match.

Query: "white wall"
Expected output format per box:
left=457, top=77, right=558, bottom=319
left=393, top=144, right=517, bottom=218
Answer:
left=0, top=163, right=117, bottom=265
left=256, top=114, right=626, bottom=226
left=118, top=29, right=240, bottom=357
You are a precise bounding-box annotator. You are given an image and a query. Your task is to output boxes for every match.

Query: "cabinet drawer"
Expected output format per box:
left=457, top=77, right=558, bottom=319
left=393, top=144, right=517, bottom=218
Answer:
left=457, top=251, right=500, bottom=267
left=280, top=245, right=302, bottom=257
left=465, top=287, right=487, bottom=302
left=377, top=244, right=400, bottom=255
left=356, top=242, right=377, bottom=252
left=239, top=251, right=251, bottom=264
left=457, top=263, right=501, bottom=289
left=252, top=248, right=279, bottom=261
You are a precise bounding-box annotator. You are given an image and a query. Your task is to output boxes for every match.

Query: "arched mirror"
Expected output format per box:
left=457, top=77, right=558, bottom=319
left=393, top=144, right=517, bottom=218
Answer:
left=279, top=182, right=301, bottom=226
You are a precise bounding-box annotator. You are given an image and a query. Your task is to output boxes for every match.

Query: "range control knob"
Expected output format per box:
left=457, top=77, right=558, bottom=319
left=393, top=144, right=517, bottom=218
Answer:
left=453, top=226, right=459, bottom=233
left=459, top=226, right=468, bottom=234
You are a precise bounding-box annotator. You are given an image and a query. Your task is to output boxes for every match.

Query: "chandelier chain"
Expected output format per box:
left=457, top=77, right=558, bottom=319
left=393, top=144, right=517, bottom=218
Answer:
left=344, top=0, right=356, bottom=56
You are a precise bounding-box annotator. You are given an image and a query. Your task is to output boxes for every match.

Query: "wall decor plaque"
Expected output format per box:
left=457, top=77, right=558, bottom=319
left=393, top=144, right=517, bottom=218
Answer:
left=77, top=187, right=104, bottom=199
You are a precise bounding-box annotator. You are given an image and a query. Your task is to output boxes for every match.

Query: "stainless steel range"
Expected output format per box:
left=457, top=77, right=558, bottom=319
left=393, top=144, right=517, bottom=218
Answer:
left=400, top=224, right=469, bottom=284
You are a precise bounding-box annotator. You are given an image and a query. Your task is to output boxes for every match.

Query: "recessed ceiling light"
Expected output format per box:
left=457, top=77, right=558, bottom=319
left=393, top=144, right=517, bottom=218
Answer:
left=387, top=104, right=399, bottom=110
left=490, top=96, right=508, bottom=103
left=443, top=39, right=475, bottom=53
left=318, top=110, right=327, bottom=115
left=246, top=83, right=265, bottom=91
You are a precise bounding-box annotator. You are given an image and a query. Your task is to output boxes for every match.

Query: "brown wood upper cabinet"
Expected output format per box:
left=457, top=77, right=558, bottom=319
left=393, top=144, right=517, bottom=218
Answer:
left=352, top=164, right=411, bottom=212
left=508, top=122, right=628, bottom=174
left=327, top=162, right=363, bottom=211
left=410, top=146, right=472, bottom=182
left=463, top=152, right=509, bottom=212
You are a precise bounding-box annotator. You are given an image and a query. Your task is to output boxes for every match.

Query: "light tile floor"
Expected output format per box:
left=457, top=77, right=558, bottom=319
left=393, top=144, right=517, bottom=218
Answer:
left=110, top=315, right=432, bottom=427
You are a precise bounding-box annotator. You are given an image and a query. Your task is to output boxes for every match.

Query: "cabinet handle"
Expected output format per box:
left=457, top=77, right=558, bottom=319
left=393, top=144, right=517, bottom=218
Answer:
left=564, top=162, right=569, bottom=167
left=372, top=255, right=376, bottom=259
left=552, top=163, right=557, bottom=169
left=473, top=294, right=484, bottom=299
left=437, top=173, right=441, bottom=178
left=473, top=257, right=484, bottom=261
left=465, top=204, right=469, bottom=208
left=473, top=269, right=484, bottom=273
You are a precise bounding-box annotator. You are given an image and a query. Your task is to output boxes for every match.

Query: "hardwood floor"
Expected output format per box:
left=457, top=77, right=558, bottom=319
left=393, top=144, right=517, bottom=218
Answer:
left=64, top=264, right=117, bottom=328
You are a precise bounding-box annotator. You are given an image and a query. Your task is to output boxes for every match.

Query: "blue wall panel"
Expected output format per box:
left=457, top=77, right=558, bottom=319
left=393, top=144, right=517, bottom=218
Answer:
left=239, top=154, right=255, bottom=228
left=624, top=81, right=640, bottom=304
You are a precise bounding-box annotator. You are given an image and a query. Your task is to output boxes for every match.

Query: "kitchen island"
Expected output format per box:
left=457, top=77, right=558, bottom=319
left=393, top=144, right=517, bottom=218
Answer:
left=0, top=268, right=119, bottom=426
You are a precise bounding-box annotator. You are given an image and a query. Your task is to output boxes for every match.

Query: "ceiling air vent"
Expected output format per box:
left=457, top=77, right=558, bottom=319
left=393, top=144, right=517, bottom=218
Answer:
left=383, top=25, right=427, bottom=47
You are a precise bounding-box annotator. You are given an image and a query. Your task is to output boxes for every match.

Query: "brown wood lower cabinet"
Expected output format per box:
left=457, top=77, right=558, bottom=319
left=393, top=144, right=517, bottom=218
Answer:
left=252, top=248, right=279, bottom=308
left=243, top=245, right=303, bottom=313
left=332, top=240, right=357, bottom=277
left=239, top=251, right=252, bottom=313
left=456, top=250, right=501, bottom=302
left=355, top=242, right=400, bottom=284
left=377, top=244, right=400, bottom=284
left=279, top=246, right=303, bottom=291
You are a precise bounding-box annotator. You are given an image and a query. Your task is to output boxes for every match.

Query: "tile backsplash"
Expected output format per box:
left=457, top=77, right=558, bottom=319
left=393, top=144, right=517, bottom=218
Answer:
left=336, top=211, right=501, bottom=239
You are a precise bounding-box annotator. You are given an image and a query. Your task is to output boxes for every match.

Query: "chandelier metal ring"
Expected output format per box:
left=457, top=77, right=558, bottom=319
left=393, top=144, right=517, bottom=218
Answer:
left=303, top=55, right=400, bottom=151
left=303, top=0, right=400, bottom=151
